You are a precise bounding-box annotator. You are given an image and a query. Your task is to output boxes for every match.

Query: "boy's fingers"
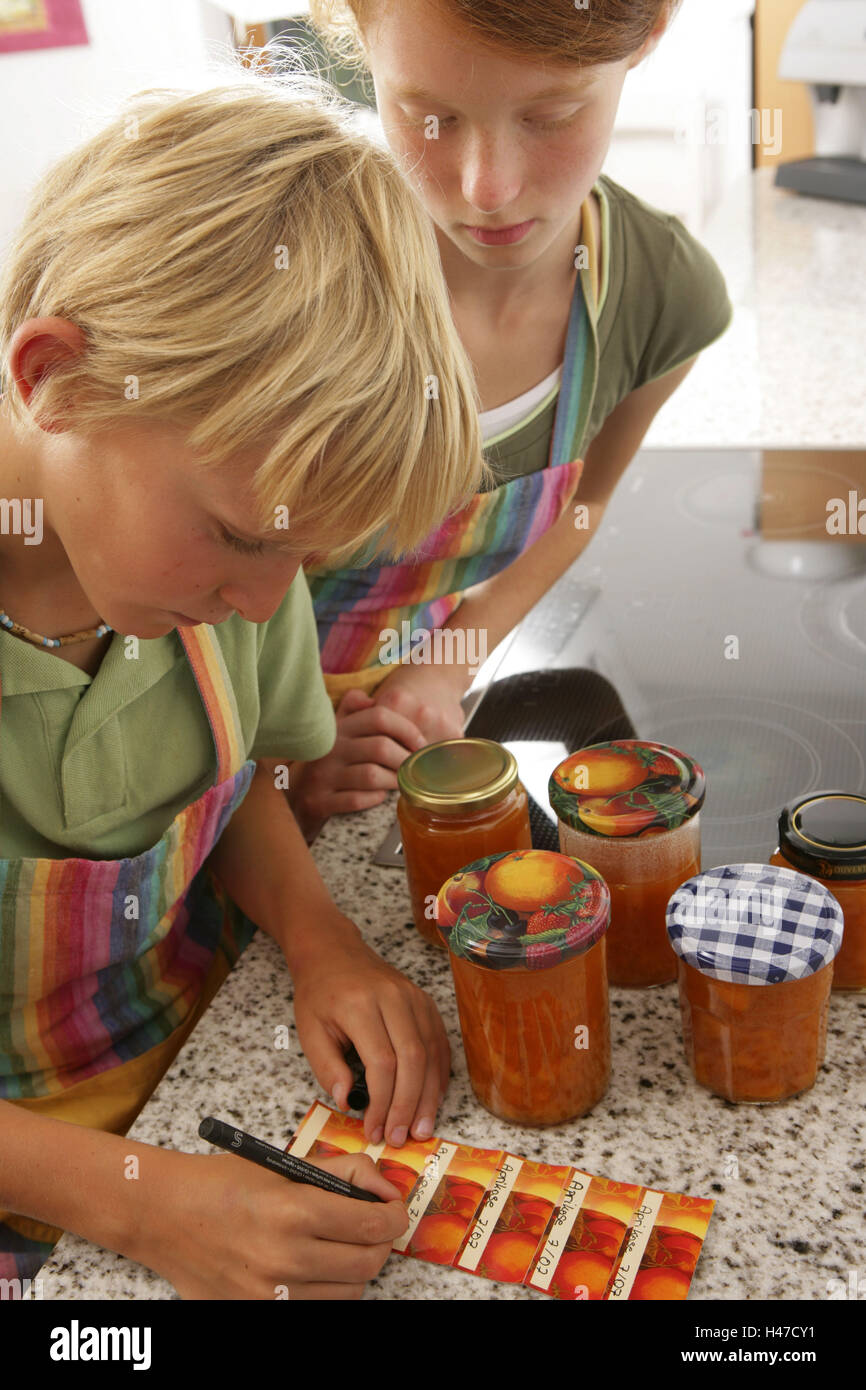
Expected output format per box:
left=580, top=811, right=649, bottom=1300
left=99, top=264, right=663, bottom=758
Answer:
left=333, top=749, right=405, bottom=784
left=314, top=1152, right=407, bottom=1210
left=373, top=992, right=435, bottom=1147
left=405, top=999, right=449, bottom=1142
left=298, top=1018, right=354, bottom=1113
left=338, top=706, right=428, bottom=757
left=335, top=689, right=376, bottom=716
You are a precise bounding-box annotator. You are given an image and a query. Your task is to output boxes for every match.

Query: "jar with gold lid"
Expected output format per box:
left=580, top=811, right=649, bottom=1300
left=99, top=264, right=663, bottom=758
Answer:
left=770, top=790, right=866, bottom=990
left=397, top=738, right=532, bottom=947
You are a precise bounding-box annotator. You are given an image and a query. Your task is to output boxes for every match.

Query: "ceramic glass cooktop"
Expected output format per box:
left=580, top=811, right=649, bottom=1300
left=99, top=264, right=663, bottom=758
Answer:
left=375, top=448, right=866, bottom=869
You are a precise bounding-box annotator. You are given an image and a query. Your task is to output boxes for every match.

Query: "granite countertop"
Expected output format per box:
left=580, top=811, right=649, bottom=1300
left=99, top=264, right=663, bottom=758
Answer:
left=40, top=791, right=865, bottom=1300
left=644, top=167, right=866, bottom=449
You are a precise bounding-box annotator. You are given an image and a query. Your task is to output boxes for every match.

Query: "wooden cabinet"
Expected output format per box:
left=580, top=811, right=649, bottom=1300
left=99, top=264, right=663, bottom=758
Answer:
left=754, top=0, right=815, bottom=166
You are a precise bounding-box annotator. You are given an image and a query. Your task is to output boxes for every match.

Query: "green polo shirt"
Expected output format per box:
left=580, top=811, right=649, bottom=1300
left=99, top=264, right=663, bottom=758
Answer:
left=0, top=568, right=336, bottom=861
left=481, top=173, right=734, bottom=486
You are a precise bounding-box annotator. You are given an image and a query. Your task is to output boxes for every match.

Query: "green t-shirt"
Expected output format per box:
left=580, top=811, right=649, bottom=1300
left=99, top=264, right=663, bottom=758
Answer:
left=0, top=568, right=336, bottom=860
left=481, top=174, right=733, bottom=487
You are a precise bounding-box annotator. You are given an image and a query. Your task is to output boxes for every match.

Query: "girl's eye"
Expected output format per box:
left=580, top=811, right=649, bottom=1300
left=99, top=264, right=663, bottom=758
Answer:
left=219, top=526, right=266, bottom=557
left=528, top=110, right=582, bottom=130
left=405, top=110, right=580, bottom=132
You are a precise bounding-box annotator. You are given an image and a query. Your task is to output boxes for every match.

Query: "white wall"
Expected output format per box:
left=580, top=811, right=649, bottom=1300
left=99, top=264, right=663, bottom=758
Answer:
left=607, top=0, right=755, bottom=233
left=0, top=0, right=235, bottom=260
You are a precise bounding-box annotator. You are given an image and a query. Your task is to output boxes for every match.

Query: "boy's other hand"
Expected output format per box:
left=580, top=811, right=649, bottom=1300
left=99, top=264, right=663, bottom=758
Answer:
left=290, top=919, right=451, bottom=1149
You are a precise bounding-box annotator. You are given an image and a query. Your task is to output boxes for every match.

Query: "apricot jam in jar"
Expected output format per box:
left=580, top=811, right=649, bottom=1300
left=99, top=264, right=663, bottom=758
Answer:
left=435, top=849, right=611, bottom=1125
left=666, top=863, right=844, bottom=1103
left=397, top=739, right=532, bottom=947
left=771, top=791, right=866, bottom=991
left=548, top=740, right=705, bottom=987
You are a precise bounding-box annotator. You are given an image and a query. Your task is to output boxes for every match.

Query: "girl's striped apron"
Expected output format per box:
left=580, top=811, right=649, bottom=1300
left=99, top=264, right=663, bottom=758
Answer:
left=308, top=192, right=600, bottom=702
left=0, top=623, right=259, bottom=1285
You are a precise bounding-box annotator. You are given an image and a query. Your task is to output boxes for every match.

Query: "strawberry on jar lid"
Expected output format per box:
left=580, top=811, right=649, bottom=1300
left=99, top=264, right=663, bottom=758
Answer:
left=435, top=849, right=610, bottom=970
left=549, top=739, right=706, bottom=838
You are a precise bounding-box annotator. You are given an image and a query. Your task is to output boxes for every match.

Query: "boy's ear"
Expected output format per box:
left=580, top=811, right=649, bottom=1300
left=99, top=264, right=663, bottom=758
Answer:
left=7, top=316, right=87, bottom=425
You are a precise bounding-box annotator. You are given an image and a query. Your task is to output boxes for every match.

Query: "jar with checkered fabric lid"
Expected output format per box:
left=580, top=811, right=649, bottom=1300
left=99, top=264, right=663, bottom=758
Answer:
left=665, top=863, right=844, bottom=1103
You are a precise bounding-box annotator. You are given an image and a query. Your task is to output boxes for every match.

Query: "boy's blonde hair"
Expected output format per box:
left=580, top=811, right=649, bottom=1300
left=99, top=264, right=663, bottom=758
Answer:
left=0, top=61, right=488, bottom=564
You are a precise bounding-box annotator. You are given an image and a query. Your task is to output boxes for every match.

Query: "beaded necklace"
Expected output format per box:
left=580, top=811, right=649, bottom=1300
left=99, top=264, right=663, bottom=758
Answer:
left=0, top=607, right=112, bottom=648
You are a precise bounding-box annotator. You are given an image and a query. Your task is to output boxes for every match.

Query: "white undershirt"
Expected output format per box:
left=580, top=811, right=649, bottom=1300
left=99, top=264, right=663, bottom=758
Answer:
left=478, top=362, right=563, bottom=444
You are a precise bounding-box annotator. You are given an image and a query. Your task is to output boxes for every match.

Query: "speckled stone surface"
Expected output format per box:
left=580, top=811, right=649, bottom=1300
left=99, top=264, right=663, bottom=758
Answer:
left=645, top=168, right=866, bottom=448
left=38, top=793, right=866, bottom=1301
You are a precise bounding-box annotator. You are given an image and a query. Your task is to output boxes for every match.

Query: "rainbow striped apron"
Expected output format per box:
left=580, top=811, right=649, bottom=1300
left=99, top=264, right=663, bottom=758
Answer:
left=308, top=195, right=600, bottom=702
left=0, top=623, right=259, bottom=1284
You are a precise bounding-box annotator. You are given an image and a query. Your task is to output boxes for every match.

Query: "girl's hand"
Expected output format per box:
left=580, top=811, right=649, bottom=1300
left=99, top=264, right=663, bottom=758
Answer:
left=290, top=921, right=451, bottom=1148
left=373, top=661, right=468, bottom=748
left=138, top=1148, right=408, bottom=1300
left=288, top=689, right=430, bottom=833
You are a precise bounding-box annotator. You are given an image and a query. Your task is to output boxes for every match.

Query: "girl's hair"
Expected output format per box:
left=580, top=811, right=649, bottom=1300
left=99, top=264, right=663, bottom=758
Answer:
left=307, top=0, right=682, bottom=72
left=0, top=59, right=488, bottom=564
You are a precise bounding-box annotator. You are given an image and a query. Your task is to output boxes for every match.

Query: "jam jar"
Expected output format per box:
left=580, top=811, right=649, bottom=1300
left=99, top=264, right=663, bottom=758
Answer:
left=666, top=862, right=844, bottom=1103
left=548, top=740, right=705, bottom=987
left=397, top=738, right=532, bottom=947
left=770, top=791, right=866, bottom=991
left=436, top=848, right=611, bottom=1125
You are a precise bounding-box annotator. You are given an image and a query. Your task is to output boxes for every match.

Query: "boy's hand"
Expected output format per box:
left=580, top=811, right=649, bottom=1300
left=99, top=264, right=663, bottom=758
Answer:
left=139, top=1147, right=408, bottom=1300
left=289, top=917, right=451, bottom=1147
left=288, top=672, right=466, bottom=833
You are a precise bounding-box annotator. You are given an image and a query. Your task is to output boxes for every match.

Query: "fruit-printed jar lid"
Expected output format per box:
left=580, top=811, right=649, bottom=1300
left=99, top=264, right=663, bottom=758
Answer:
left=777, top=790, right=866, bottom=882
left=435, top=849, right=610, bottom=970
left=665, top=862, right=844, bottom=984
left=548, top=740, right=706, bottom=838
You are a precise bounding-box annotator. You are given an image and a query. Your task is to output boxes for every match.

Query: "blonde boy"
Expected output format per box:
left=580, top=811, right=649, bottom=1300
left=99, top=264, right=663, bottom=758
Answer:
left=0, top=66, right=484, bottom=1297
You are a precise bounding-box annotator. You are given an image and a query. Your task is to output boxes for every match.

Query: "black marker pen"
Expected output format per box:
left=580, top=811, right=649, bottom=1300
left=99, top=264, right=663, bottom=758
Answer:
left=198, top=1117, right=383, bottom=1203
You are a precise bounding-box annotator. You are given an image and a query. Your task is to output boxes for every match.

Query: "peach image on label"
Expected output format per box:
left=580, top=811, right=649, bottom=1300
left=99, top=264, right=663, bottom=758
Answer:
left=469, top=1158, right=575, bottom=1285
left=537, top=1176, right=644, bottom=1301
left=407, top=1144, right=507, bottom=1267
left=626, top=1192, right=716, bottom=1302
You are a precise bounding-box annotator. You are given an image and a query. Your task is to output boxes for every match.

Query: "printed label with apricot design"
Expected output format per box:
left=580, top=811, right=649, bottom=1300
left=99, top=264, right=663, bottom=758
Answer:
left=287, top=1103, right=715, bottom=1299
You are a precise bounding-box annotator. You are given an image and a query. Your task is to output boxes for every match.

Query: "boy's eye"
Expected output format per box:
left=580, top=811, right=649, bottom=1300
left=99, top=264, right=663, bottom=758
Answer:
left=219, top=525, right=266, bottom=557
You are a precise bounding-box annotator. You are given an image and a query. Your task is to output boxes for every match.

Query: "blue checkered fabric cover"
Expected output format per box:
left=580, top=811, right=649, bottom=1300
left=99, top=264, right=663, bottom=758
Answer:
left=665, top=862, right=844, bottom=985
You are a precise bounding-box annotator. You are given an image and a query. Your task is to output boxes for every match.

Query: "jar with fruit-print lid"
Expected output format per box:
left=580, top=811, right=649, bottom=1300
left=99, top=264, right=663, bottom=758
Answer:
left=397, top=738, right=532, bottom=947
left=549, top=741, right=705, bottom=988
left=435, top=849, right=611, bottom=1126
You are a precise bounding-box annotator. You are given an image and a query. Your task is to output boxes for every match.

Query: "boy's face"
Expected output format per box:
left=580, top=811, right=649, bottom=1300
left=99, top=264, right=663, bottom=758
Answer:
left=366, top=0, right=655, bottom=274
left=35, top=420, right=312, bottom=640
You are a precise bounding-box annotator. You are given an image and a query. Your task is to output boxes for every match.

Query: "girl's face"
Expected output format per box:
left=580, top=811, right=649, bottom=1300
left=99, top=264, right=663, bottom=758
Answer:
left=38, top=419, right=313, bottom=640
left=365, top=0, right=651, bottom=271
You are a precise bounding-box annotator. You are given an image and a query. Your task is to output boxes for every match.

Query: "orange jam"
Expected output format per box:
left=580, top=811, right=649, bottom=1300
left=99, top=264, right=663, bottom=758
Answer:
left=437, top=849, right=611, bottom=1125
left=771, top=791, right=866, bottom=991
left=666, top=862, right=844, bottom=1103
left=676, top=958, right=832, bottom=1103
left=549, top=740, right=705, bottom=987
left=397, top=739, right=531, bottom=947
